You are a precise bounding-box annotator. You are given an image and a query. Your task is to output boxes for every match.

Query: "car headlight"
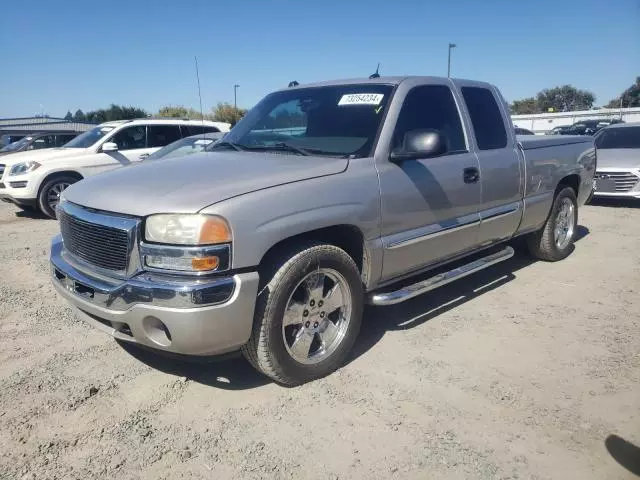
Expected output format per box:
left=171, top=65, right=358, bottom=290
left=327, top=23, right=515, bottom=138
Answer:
left=145, top=214, right=231, bottom=245
left=9, top=161, right=41, bottom=176
left=143, top=214, right=232, bottom=273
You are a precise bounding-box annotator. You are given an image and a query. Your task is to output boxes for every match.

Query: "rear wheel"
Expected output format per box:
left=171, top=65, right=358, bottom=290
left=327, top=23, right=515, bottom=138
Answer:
left=242, top=243, right=363, bottom=386
left=37, top=175, right=78, bottom=219
left=527, top=186, right=578, bottom=261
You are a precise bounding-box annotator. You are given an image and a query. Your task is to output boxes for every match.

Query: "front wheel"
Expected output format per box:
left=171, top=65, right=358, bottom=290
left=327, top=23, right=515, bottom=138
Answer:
left=242, top=243, right=363, bottom=386
left=527, top=186, right=578, bottom=261
left=37, top=175, right=78, bottom=219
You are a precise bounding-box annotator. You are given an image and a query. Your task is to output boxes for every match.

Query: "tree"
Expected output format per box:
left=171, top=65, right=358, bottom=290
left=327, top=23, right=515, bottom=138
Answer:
left=157, top=105, right=213, bottom=120
left=211, top=102, right=247, bottom=126
left=510, top=97, right=538, bottom=115
left=73, top=109, right=86, bottom=122
left=535, top=85, right=595, bottom=112
left=84, top=104, right=148, bottom=123
left=64, top=111, right=73, bottom=121
left=606, top=77, right=640, bottom=108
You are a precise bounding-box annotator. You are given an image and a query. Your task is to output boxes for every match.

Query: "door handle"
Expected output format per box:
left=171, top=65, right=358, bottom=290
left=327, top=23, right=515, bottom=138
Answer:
left=463, top=167, right=480, bottom=184
left=139, top=153, right=150, bottom=159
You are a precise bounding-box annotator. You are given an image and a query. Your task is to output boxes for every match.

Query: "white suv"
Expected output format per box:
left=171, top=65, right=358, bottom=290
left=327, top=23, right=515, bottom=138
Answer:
left=0, top=118, right=230, bottom=218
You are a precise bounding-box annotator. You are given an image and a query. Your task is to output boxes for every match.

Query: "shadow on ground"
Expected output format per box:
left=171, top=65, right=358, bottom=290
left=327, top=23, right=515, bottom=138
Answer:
left=14, top=207, right=49, bottom=219
left=120, top=226, right=590, bottom=388
left=117, top=341, right=270, bottom=390
left=605, top=434, right=640, bottom=476
left=589, top=197, right=640, bottom=209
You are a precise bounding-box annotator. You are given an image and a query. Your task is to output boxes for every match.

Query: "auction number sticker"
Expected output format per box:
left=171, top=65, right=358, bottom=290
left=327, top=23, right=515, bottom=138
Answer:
left=338, top=93, right=384, bottom=106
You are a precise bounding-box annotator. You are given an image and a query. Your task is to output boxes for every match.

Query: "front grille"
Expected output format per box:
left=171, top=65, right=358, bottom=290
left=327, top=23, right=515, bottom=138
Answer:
left=598, top=171, right=640, bottom=192
left=59, top=209, right=130, bottom=271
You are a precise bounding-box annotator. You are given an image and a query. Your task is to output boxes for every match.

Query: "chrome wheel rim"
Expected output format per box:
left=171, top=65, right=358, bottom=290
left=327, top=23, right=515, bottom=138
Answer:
left=554, top=197, right=575, bottom=249
left=47, top=182, right=70, bottom=211
left=282, top=268, right=352, bottom=365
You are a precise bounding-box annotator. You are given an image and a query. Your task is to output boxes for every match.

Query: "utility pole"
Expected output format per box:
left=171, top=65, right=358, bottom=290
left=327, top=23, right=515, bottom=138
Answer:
left=447, top=43, right=457, bottom=78
left=234, top=84, right=240, bottom=109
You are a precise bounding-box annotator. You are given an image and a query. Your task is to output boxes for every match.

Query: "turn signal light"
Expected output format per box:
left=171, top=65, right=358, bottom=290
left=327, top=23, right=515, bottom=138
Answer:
left=191, top=256, right=220, bottom=271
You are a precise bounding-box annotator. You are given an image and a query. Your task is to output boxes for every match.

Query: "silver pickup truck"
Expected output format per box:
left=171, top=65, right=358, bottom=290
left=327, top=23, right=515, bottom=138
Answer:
left=50, top=76, right=596, bottom=385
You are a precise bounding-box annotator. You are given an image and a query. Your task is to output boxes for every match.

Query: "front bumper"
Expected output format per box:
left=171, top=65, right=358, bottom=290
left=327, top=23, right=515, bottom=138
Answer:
left=50, top=234, right=260, bottom=356
left=592, top=169, right=640, bottom=199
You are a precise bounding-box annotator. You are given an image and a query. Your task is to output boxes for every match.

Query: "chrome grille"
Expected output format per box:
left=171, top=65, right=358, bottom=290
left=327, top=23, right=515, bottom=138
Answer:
left=598, top=171, right=640, bottom=192
left=59, top=209, right=130, bottom=271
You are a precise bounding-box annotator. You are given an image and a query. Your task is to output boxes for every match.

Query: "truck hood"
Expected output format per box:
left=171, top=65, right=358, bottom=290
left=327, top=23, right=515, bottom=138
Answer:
left=63, top=151, right=349, bottom=217
left=596, top=149, right=640, bottom=170
left=0, top=147, right=91, bottom=165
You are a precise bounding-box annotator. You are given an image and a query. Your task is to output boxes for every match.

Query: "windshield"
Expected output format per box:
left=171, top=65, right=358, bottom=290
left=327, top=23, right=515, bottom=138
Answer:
left=63, top=126, right=115, bottom=148
left=0, top=137, right=32, bottom=152
left=146, top=136, right=218, bottom=160
left=595, top=127, right=640, bottom=149
left=222, top=84, right=394, bottom=157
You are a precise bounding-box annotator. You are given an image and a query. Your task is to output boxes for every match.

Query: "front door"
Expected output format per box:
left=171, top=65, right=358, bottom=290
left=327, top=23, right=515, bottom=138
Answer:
left=377, top=83, right=482, bottom=281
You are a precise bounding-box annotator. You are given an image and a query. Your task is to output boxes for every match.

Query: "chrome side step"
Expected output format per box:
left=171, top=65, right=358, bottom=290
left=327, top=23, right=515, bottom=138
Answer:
left=367, top=246, right=514, bottom=306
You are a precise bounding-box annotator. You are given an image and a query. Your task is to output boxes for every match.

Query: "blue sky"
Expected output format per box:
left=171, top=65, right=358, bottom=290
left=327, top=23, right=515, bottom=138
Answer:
left=1, top=0, right=638, bottom=117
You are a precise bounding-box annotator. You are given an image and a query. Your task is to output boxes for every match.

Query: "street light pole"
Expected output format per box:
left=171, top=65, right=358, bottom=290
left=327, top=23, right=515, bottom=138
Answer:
left=447, top=43, right=457, bottom=78
left=234, top=84, right=240, bottom=109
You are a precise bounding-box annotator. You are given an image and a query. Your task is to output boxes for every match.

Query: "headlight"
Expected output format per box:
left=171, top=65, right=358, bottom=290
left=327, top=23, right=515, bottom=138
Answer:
left=145, top=214, right=231, bottom=245
left=9, top=161, right=41, bottom=176
left=143, top=214, right=231, bottom=274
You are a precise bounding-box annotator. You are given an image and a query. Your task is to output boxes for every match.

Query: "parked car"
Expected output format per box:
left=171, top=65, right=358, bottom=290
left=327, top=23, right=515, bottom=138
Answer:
left=0, top=131, right=80, bottom=156
left=50, top=76, right=595, bottom=385
left=1, top=134, right=26, bottom=147
left=0, top=119, right=230, bottom=217
left=514, top=127, right=534, bottom=135
left=548, top=125, right=572, bottom=135
left=562, top=119, right=624, bottom=136
left=592, top=122, right=640, bottom=199
left=144, top=132, right=225, bottom=161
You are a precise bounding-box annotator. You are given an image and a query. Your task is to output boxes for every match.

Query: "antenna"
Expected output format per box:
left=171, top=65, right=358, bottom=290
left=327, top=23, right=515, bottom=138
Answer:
left=369, top=63, right=380, bottom=79
left=194, top=56, right=205, bottom=139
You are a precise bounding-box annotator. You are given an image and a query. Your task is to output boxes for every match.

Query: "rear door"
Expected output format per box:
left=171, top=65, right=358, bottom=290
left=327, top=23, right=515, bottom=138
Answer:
left=458, top=83, right=523, bottom=246
left=376, top=80, right=482, bottom=281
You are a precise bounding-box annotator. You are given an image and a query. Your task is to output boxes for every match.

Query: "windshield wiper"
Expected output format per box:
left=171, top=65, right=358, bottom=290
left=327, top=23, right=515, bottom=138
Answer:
left=246, top=142, right=313, bottom=156
left=208, top=141, right=247, bottom=152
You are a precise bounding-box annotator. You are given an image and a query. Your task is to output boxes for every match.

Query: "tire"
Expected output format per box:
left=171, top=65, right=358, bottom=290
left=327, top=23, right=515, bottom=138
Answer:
left=527, top=186, right=578, bottom=261
left=242, top=242, right=364, bottom=386
left=37, top=175, right=79, bottom=219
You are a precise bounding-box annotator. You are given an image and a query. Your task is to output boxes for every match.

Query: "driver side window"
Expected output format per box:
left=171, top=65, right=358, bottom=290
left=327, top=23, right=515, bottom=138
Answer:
left=110, top=126, right=146, bottom=150
left=392, top=85, right=467, bottom=154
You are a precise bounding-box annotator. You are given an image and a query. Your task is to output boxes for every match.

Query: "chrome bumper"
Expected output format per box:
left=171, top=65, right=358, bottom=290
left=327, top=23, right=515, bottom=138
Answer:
left=50, top=234, right=260, bottom=356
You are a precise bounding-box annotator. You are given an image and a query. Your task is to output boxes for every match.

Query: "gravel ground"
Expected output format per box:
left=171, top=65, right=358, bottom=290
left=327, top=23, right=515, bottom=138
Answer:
left=0, top=199, right=639, bottom=480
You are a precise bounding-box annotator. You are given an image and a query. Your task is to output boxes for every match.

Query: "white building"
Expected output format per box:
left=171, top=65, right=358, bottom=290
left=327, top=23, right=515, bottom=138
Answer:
left=511, top=107, right=640, bottom=134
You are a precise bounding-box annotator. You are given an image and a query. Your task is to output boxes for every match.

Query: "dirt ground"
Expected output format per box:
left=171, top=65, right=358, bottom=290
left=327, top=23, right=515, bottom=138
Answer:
left=0, top=199, right=638, bottom=480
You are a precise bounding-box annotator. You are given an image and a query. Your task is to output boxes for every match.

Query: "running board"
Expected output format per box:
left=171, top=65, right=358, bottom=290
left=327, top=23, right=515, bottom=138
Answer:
left=367, top=246, right=515, bottom=306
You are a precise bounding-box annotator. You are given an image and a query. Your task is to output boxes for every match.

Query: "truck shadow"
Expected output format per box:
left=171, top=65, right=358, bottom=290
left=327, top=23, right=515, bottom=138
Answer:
left=118, top=227, right=589, bottom=389
left=349, top=228, right=589, bottom=364
left=117, top=342, right=270, bottom=390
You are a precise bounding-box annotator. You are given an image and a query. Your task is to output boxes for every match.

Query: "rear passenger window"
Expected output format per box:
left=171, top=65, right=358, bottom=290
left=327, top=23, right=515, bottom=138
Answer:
left=147, top=125, right=182, bottom=147
left=181, top=125, right=220, bottom=137
left=392, top=85, right=466, bottom=154
left=461, top=87, right=508, bottom=150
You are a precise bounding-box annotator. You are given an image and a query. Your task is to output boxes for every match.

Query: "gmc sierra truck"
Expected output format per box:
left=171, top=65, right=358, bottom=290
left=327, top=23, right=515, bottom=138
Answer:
left=50, top=76, right=596, bottom=385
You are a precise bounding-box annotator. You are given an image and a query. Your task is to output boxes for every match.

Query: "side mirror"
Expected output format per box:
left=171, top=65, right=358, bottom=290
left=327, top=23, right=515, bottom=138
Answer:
left=390, top=129, right=446, bottom=162
left=102, top=142, right=118, bottom=152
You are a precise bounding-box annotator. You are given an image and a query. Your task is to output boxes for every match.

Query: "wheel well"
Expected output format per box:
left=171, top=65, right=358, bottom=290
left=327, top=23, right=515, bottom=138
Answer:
left=259, top=225, right=368, bottom=281
left=558, top=174, right=580, bottom=197
left=38, top=171, right=83, bottom=195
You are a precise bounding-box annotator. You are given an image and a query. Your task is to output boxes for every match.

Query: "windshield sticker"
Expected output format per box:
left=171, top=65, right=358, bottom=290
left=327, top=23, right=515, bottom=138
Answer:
left=338, top=93, right=384, bottom=106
